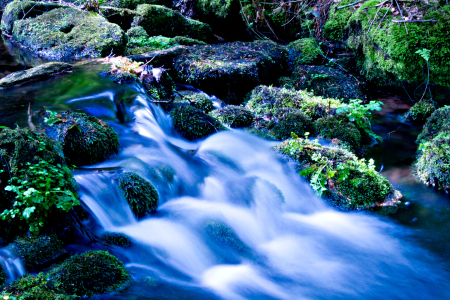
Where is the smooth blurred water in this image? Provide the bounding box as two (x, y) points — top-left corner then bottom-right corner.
(1, 39), (450, 299)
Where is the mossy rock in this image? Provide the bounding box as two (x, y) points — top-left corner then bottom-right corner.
(173, 41), (288, 103)
(279, 65), (366, 102)
(133, 4), (213, 42)
(114, 172), (158, 217)
(186, 93), (215, 113)
(210, 105), (254, 128)
(100, 232), (132, 247)
(0, 62), (72, 88)
(324, 1), (450, 90)
(126, 26), (149, 38)
(170, 105), (226, 140)
(44, 111), (119, 166)
(2, 272), (77, 299)
(194, 0), (247, 41)
(414, 130), (450, 191)
(127, 45), (189, 67)
(102, 0), (171, 10)
(405, 99), (436, 123)
(314, 115), (362, 151)
(144, 68), (176, 102)
(245, 85), (343, 120)
(1, 0), (62, 33)
(9, 4), (126, 60)
(276, 138), (399, 209)
(287, 38), (324, 69)
(51, 250), (130, 297)
(126, 34), (206, 55)
(416, 105), (450, 142)
(11, 235), (66, 271)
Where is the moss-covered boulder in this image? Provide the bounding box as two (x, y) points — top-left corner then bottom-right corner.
(205, 221), (248, 253)
(278, 65), (366, 101)
(127, 45), (189, 66)
(287, 38), (324, 69)
(185, 93), (215, 113)
(114, 172), (158, 217)
(314, 115), (362, 151)
(133, 4), (213, 42)
(324, 1), (450, 92)
(1, 272), (77, 299)
(194, 0), (246, 40)
(102, 0), (171, 10)
(51, 250), (130, 297)
(44, 111), (119, 166)
(100, 232), (132, 247)
(174, 41), (288, 103)
(170, 105), (226, 140)
(11, 235), (66, 271)
(276, 137), (401, 209)
(0, 62), (72, 88)
(6, 2), (126, 60)
(143, 67), (176, 102)
(414, 106), (450, 190)
(210, 105), (253, 128)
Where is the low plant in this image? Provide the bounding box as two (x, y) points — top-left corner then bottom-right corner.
(1, 160), (80, 233)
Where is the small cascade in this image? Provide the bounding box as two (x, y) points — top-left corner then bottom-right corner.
(0, 247), (25, 283)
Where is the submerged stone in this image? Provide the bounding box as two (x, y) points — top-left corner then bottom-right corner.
(44, 111), (120, 166)
(170, 105), (226, 140)
(0, 62), (72, 88)
(114, 172), (159, 217)
(6, 2), (126, 60)
(174, 41), (288, 103)
(100, 232), (132, 247)
(133, 4), (213, 42)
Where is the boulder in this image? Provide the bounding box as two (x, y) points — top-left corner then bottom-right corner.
(44, 111), (120, 166)
(287, 38), (324, 69)
(100, 232), (132, 247)
(51, 250), (130, 297)
(133, 4), (213, 42)
(0, 62), (72, 88)
(170, 105), (226, 140)
(185, 93), (215, 113)
(278, 65), (366, 102)
(174, 41), (288, 103)
(4, 2), (127, 60)
(114, 172), (159, 217)
(210, 105), (254, 128)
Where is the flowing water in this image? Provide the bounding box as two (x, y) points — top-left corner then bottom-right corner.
(1, 39), (450, 299)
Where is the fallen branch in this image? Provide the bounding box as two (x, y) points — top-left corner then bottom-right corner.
(337, 0), (366, 10)
(392, 19), (437, 23)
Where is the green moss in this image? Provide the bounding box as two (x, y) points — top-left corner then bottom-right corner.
(210, 105), (254, 128)
(102, 0), (171, 10)
(405, 99), (435, 122)
(44, 111), (119, 166)
(0, 266), (6, 286)
(144, 69), (176, 102)
(287, 38), (323, 67)
(100, 232), (132, 247)
(51, 250), (130, 297)
(2, 272), (77, 299)
(115, 172), (158, 218)
(170, 105), (226, 140)
(185, 93), (215, 113)
(245, 85), (343, 120)
(263, 109), (313, 140)
(173, 41), (288, 104)
(276, 138), (397, 209)
(126, 26), (149, 38)
(11, 5), (126, 60)
(11, 235), (66, 271)
(279, 65), (366, 101)
(126, 35), (206, 55)
(314, 115), (362, 151)
(134, 4), (213, 42)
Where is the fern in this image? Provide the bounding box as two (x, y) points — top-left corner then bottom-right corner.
(415, 48), (431, 62)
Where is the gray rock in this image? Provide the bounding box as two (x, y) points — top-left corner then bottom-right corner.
(0, 62), (72, 88)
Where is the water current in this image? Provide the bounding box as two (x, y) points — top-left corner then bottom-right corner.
(1, 38), (450, 299)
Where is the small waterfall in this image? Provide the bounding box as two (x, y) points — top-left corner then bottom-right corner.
(0, 247), (25, 283)
(74, 94), (450, 299)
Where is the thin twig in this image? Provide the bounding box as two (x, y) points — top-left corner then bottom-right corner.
(394, 0), (409, 34)
(337, 0), (366, 10)
(392, 19), (437, 23)
(372, 2), (392, 37)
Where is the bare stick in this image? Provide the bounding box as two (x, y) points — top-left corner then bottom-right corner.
(392, 19), (437, 23)
(394, 0), (409, 34)
(337, 0), (366, 9)
(366, 1), (387, 35)
(372, 2), (392, 36)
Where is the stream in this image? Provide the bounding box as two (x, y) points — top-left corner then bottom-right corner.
(1, 38), (450, 299)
